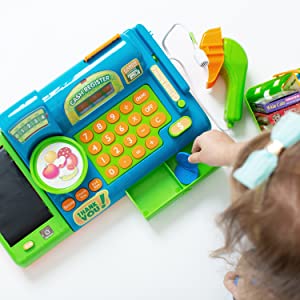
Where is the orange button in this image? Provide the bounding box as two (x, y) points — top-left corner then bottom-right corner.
(123, 134), (137, 147)
(115, 122), (129, 136)
(132, 145), (146, 159)
(62, 198), (76, 212)
(105, 165), (119, 178)
(75, 189), (89, 202)
(110, 144), (124, 157)
(150, 112), (167, 128)
(133, 89), (150, 104)
(96, 153), (111, 167)
(119, 155), (133, 169)
(137, 124), (151, 138)
(79, 130), (94, 143)
(102, 132), (115, 145)
(142, 101), (158, 116)
(120, 101), (134, 114)
(106, 110), (120, 124)
(89, 178), (103, 192)
(128, 112), (142, 126)
(93, 120), (107, 134)
(146, 136), (160, 150)
(88, 141), (102, 155)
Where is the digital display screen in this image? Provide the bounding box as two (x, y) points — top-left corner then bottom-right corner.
(9, 108), (48, 143)
(75, 83), (114, 116)
(0, 147), (52, 246)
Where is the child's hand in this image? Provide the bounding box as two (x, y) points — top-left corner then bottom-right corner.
(188, 130), (244, 166)
(224, 271), (240, 299)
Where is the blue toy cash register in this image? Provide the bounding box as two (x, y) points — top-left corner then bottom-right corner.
(0, 24), (215, 266)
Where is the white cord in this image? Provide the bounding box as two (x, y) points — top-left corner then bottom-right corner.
(161, 23), (230, 133)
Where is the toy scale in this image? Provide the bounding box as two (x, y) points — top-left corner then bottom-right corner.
(0, 24), (216, 267)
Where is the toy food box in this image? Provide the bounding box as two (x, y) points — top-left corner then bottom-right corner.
(0, 24), (215, 267)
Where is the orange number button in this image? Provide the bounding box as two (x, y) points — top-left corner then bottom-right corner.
(102, 132), (115, 145)
(88, 141), (102, 155)
(124, 134), (137, 147)
(80, 130), (94, 143)
(96, 153), (111, 167)
(62, 198), (76, 212)
(132, 145), (146, 159)
(120, 101), (133, 114)
(75, 189), (89, 202)
(106, 110), (120, 124)
(105, 165), (119, 178)
(115, 122), (129, 136)
(150, 112), (167, 128)
(137, 124), (151, 138)
(93, 120), (107, 134)
(119, 155), (133, 169)
(128, 112), (142, 126)
(110, 144), (124, 157)
(142, 101), (158, 116)
(146, 136), (160, 150)
(89, 178), (103, 192)
(133, 89), (149, 105)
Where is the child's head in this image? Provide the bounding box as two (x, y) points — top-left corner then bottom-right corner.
(216, 130), (300, 299)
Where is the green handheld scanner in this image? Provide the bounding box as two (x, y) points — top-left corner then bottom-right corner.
(222, 38), (248, 128)
(200, 28), (248, 128)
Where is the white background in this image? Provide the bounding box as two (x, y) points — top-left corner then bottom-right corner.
(0, 1), (299, 299)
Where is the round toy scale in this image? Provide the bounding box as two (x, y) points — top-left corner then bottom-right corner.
(30, 136), (88, 194)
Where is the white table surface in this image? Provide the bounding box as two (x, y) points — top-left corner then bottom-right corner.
(0, 0), (299, 299)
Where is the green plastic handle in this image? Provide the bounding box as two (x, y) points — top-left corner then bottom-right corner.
(221, 38), (248, 128)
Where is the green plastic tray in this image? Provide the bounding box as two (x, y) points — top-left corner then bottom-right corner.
(126, 143), (217, 219)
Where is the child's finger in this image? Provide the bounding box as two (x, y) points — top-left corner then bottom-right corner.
(191, 136), (201, 153)
(188, 152), (203, 163)
(224, 272), (239, 299)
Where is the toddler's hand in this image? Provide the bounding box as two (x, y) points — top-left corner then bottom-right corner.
(188, 130), (244, 166)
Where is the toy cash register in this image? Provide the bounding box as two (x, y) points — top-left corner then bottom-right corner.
(0, 24), (215, 267)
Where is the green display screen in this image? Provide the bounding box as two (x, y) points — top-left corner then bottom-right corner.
(9, 108), (48, 143)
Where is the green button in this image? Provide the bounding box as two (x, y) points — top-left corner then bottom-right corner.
(169, 116), (192, 137)
(177, 100), (186, 108)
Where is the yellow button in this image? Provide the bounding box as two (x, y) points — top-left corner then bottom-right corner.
(169, 116), (192, 137)
(23, 241), (34, 251)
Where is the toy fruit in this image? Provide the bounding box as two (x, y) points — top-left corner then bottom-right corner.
(42, 163), (59, 179)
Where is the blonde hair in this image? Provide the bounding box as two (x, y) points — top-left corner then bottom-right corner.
(214, 132), (300, 299)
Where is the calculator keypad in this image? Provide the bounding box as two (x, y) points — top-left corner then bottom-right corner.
(75, 85), (171, 183)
